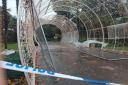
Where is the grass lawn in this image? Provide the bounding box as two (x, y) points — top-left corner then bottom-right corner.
(115, 47), (128, 51)
(7, 43), (18, 50)
(106, 46), (128, 52)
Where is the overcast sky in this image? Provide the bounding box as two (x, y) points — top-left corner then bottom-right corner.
(0, 0), (17, 16)
(0, 0), (127, 17)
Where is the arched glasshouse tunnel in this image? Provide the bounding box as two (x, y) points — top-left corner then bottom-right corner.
(17, 0), (128, 85)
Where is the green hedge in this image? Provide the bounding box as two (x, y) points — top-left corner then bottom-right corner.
(4, 52), (24, 79)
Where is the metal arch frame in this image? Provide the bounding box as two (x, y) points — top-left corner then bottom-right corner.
(37, 0), (115, 43)
(19, 0), (128, 51)
(37, 5), (90, 42)
(38, 5), (83, 41)
(39, 15), (79, 43)
(17, 0), (128, 85)
(51, 0), (105, 43)
(37, 0), (101, 42)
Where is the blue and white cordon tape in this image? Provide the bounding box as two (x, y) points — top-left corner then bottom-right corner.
(0, 61), (123, 85)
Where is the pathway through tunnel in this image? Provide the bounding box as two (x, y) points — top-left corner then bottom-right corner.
(43, 24), (62, 42)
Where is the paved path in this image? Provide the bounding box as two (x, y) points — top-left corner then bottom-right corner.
(36, 42), (128, 85)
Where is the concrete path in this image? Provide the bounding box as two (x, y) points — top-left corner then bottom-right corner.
(36, 42), (128, 85)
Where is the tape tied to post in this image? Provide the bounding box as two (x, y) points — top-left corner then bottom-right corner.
(0, 61), (122, 85)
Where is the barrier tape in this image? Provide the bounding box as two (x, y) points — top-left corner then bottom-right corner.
(0, 61), (122, 85)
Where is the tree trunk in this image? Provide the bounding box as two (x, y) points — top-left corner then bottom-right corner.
(2, 0), (8, 49)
